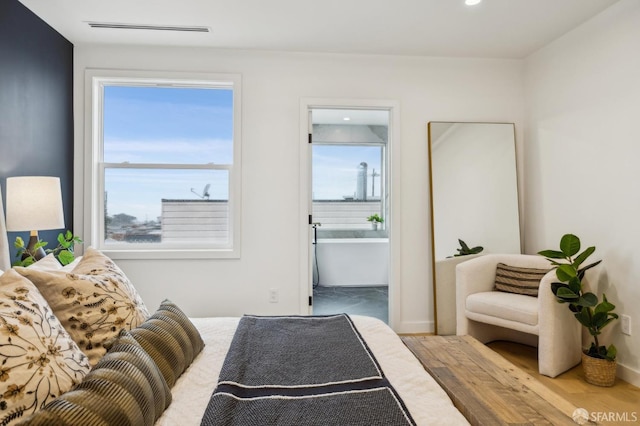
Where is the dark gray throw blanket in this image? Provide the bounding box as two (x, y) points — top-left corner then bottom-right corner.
(201, 314), (415, 426)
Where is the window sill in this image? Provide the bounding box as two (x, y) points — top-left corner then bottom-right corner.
(98, 248), (240, 260)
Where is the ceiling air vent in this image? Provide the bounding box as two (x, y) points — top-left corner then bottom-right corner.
(87, 22), (210, 33)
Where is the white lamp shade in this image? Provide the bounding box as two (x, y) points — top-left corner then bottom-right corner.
(6, 176), (65, 232)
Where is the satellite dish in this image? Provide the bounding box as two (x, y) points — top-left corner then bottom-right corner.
(190, 184), (211, 199)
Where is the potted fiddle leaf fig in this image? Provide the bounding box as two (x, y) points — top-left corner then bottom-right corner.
(538, 234), (619, 386)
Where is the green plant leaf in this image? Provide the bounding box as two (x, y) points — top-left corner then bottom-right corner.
(568, 303), (581, 312)
(596, 316), (617, 330)
(568, 279), (581, 295)
(606, 345), (617, 361)
(537, 249), (565, 259)
(574, 309), (591, 328)
(556, 287), (579, 300)
(57, 250), (75, 266)
(592, 311), (608, 328)
(550, 282), (567, 296)
(579, 292), (598, 307)
(19, 256), (35, 267)
(577, 260), (602, 280)
(573, 246), (595, 268)
(556, 264), (577, 282)
(595, 300), (615, 314)
(14, 237), (25, 249)
(560, 234), (581, 257)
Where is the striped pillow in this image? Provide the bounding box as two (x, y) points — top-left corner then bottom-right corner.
(129, 299), (205, 388)
(494, 263), (550, 297)
(18, 331), (171, 426)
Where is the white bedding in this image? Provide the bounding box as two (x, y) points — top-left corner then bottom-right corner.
(157, 316), (468, 426)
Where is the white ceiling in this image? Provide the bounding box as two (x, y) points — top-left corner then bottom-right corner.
(19, 0), (618, 59)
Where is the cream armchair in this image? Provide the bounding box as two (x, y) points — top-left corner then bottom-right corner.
(456, 254), (581, 378)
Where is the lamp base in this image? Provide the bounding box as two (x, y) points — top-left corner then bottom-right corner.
(24, 234), (46, 261)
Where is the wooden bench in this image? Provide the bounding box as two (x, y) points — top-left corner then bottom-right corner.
(401, 335), (579, 425)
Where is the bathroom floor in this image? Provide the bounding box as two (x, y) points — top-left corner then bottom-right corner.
(312, 285), (388, 324)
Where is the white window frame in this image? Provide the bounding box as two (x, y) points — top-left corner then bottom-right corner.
(83, 69), (242, 259)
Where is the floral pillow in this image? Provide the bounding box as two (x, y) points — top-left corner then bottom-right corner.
(16, 248), (150, 366)
(0, 269), (91, 425)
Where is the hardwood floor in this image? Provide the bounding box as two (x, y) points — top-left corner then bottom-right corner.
(488, 341), (640, 426)
(402, 335), (578, 425)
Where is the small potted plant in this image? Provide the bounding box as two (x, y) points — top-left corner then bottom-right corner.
(452, 239), (483, 257)
(13, 230), (82, 267)
(538, 234), (619, 386)
(366, 213), (384, 230)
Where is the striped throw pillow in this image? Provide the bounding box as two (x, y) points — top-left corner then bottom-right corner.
(18, 331), (171, 426)
(129, 299), (205, 388)
(494, 263), (550, 297)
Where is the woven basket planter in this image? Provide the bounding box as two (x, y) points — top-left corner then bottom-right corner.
(582, 352), (616, 387)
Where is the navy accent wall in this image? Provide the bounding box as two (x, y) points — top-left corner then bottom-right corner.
(0, 0), (74, 261)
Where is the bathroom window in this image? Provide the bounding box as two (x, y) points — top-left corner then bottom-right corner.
(312, 116), (388, 233)
(85, 70), (241, 258)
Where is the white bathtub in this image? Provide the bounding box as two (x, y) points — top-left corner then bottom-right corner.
(313, 238), (389, 286)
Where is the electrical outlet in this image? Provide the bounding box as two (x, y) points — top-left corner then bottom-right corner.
(269, 288), (279, 303)
(621, 314), (631, 336)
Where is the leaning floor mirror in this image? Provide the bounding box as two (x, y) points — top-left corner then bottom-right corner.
(428, 122), (521, 335)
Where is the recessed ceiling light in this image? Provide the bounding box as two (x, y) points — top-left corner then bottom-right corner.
(343, 117), (351, 121)
(465, 0), (482, 5)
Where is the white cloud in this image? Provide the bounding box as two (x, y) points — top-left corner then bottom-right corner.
(104, 138), (233, 164)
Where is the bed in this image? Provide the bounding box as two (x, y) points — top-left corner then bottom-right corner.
(0, 188), (468, 425)
(156, 316), (468, 425)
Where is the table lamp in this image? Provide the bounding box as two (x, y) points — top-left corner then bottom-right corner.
(6, 176), (65, 261)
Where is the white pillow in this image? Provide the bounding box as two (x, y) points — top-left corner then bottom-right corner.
(61, 255), (82, 271)
(26, 253), (63, 271)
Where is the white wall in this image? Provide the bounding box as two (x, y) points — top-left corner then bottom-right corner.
(523, 0), (640, 385)
(74, 45), (524, 333)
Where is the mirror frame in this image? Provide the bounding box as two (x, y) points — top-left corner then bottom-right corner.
(428, 121), (522, 335)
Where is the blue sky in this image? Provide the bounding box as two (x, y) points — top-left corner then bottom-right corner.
(312, 145), (382, 200)
(103, 86), (232, 221)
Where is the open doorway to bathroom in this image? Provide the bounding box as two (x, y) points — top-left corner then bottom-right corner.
(309, 107), (390, 323)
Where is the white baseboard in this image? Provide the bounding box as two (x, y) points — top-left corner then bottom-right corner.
(617, 362), (640, 388)
(396, 320), (434, 334)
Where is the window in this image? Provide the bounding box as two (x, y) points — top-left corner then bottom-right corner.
(86, 71), (241, 258)
(310, 112), (388, 234)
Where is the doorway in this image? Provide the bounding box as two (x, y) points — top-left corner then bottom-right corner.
(303, 104), (394, 324)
